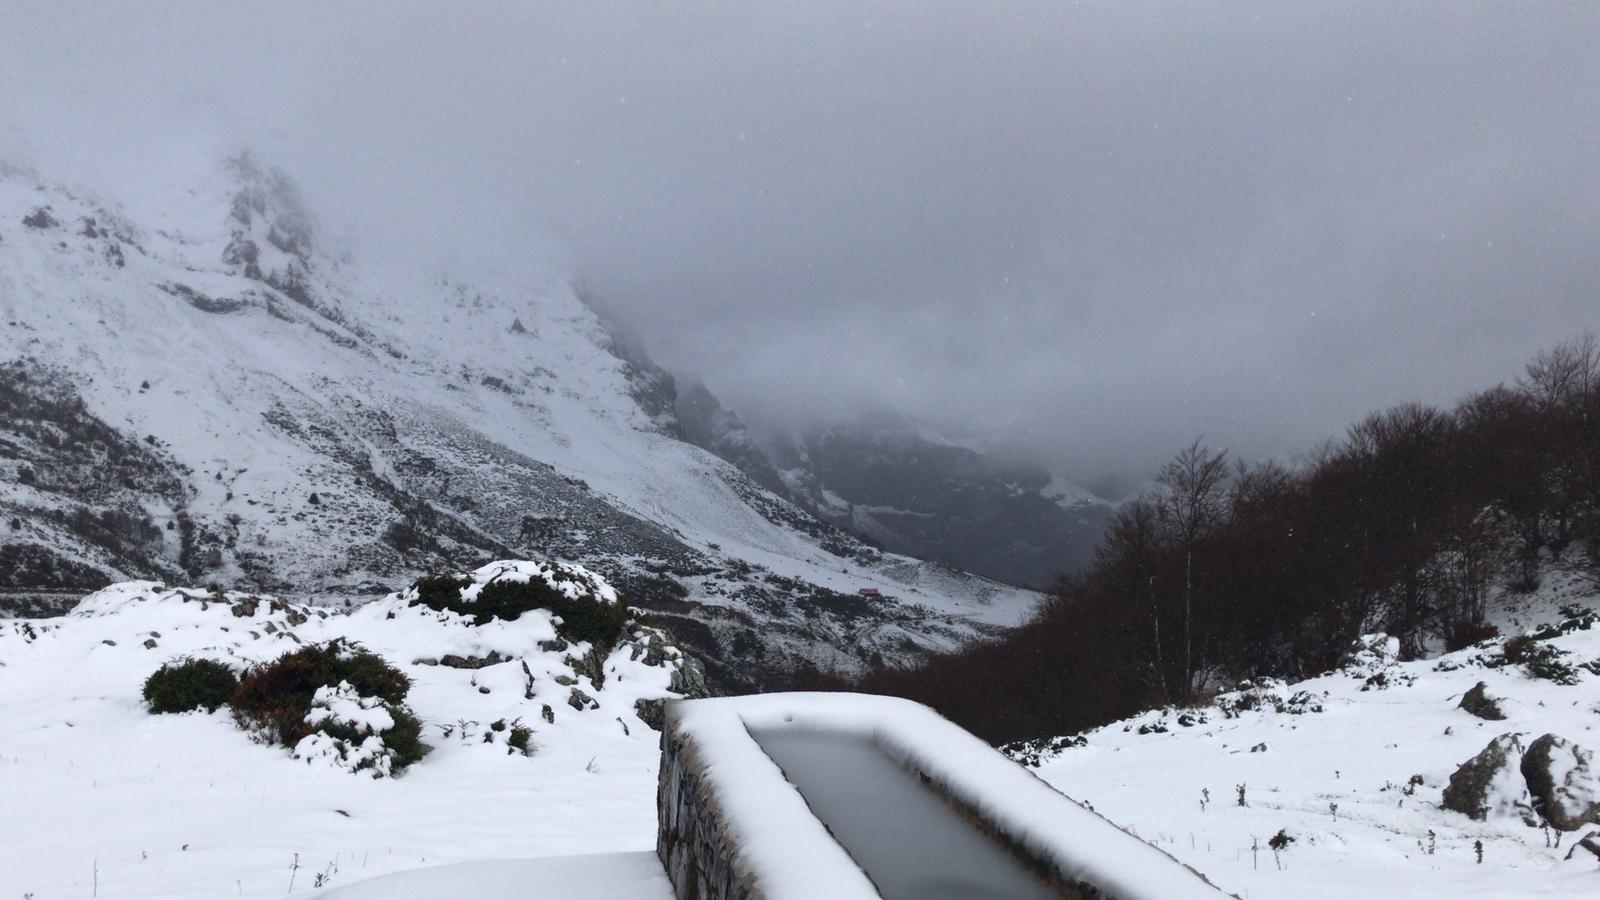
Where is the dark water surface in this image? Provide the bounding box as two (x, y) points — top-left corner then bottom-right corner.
(750, 727), (1062, 900)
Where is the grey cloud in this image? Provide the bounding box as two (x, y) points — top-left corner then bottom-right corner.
(3, 1), (1597, 481)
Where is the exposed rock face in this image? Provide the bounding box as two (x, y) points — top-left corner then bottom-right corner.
(632, 627), (708, 730)
(1442, 733), (1535, 823)
(1458, 681), (1508, 720)
(1522, 734), (1600, 831)
(674, 381), (791, 499)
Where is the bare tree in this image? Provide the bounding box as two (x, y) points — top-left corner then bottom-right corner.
(1156, 439), (1229, 698)
(1098, 498), (1170, 701)
(1521, 332), (1599, 414)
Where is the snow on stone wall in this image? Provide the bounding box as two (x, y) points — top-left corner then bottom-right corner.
(657, 693), (1230, 900)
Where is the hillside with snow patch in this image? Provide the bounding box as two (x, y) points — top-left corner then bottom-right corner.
(1009, 566), (1600, 898)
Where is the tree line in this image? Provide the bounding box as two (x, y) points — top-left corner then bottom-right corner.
(807, 334), (1600, 744)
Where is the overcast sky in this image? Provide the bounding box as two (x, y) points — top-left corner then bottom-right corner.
(3, 2), (1598, 485)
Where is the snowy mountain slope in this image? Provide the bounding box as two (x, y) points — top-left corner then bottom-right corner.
(756, 413), (1115, 588)
(0, 567), (694, 899)
(0, 157), (1037, 686)
(1011, 567), (1600, 899)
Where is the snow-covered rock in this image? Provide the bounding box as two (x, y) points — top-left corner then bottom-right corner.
(1522, 734), (1600, 832)
(1458, 680), (1510, 720)
(1442, 733), (1535, 823)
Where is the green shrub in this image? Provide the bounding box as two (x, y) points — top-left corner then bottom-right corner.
(411, 574), (472, 615)
(411, 571), (629, 647)
(484, 717), (535, 755)
(508, 722), (534, 755)
(1493, 634), (1579, 685)
(143, 658), (239, 713)
(230, 639), (411, 745)
(313, 702), (428, 773)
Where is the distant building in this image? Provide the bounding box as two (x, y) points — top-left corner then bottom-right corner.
(857, 588), (881, 597)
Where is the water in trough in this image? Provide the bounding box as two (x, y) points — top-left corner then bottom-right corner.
(750, 727), (1063, 899)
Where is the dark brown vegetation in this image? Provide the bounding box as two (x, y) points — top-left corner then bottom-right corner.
(816, 335), (1600, 744)
(229, 640), (419, 754)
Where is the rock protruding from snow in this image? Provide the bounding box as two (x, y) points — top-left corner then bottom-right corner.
(1565, 830), (1600, 862)
(1458, 681), (1508, 720)
(1522, 734), (1600, 832)
(1442, 733), (1535, 823)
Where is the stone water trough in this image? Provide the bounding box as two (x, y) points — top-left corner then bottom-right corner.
(657, 693), (1230, 900)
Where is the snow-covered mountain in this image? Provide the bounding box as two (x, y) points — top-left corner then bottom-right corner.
(677, 402), (1115, 589)
(0, 155), (1036, 689)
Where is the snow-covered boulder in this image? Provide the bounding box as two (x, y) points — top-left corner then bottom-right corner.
(1522, 734), (1600, 831)
(1442, 733), (1535, 823)
(1458, 681), (1508, 720)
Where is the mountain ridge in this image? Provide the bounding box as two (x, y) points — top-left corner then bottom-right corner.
(0, 155), (1037, 689)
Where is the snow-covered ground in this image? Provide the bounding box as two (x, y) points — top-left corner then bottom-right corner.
(315, 854), (672, 900)
(6, 561), (1598, 897)
(1021, 567), (1600, 899)
(0, 566), (692, 899)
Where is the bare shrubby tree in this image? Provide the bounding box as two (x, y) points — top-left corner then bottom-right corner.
(1521, 332), (1599, 413)
(1097, 498), (1169, 700)
(824, 334), (1600, 745)
(1156, 439), (1229, 698)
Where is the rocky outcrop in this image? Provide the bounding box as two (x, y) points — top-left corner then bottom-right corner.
(1522, 734), (1600, 831)
(1458, 681), (1507, 720)
(1443, 733), (1535, 823)
(632, 629), (708, 731)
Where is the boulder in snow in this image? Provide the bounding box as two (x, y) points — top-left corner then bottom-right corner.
(1442, 733), (1536, 823)
(1458, 681), (1507, 720)
(1521, 734), (1600, 831)
(1565, 830), (1600, 862)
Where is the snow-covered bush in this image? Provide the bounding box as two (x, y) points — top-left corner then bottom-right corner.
(291, 681), (426, 777)
(406, 562), (629, 647)
(1216, 679), (1325, 717)
(231, 639), (425, 775)
(142, 657), (239, 713)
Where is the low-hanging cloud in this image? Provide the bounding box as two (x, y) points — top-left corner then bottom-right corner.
(3, 1), (1597, 484)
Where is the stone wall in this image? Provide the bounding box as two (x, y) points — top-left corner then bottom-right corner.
(657, 714), (758, 900)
